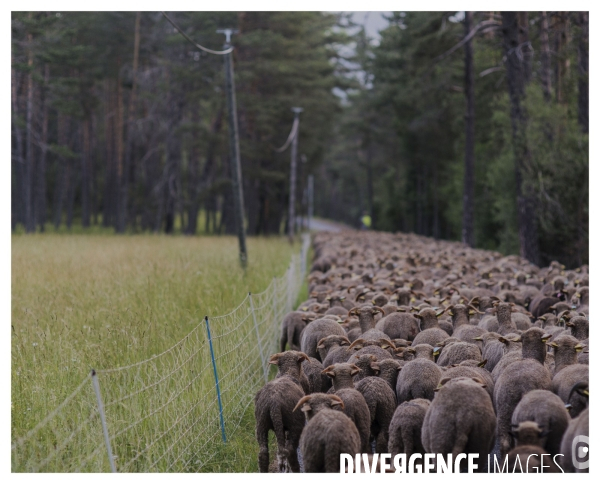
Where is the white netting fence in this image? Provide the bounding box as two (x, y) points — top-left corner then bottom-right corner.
(12, 234), (310, 472)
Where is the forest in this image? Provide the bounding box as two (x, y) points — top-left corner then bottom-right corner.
(11, 11), (588, 267)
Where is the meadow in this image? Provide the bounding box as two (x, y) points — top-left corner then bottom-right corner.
(12, 234), (305, 471)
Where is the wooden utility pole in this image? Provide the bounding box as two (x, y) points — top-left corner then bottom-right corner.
(217, 28), (247, 267)
(462, 11), (475, 248)
(307, 174), (314, 232)
(288, 107), (303, 243)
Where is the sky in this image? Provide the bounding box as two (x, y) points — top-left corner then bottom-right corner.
(349, 11), (391, 42)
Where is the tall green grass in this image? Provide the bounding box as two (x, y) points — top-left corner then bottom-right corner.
(12, 235), (299, 471)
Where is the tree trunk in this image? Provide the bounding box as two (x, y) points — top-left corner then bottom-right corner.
(462, 11), (475, 247)
(118, 12), (141, 234)
(115, 63), (125, 232)
(12, 67), (25, 229)
(576, 12), (588, 133)
(37, 63), (50, 232)
(25, 26), (35, 233)
(517, 12), (532, 84)
(539, 12), (552, 102)
(554, 13), (571, 105)
(186, 107), (200, 235)
(501, 11), (539, 265)
(53, 114), (68, 229)
(81, 118), (91, 227)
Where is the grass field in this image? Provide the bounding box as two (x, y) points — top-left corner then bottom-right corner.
(12, 234), (305, 472)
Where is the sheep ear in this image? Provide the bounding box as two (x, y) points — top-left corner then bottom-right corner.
(473, 336), (483, 341)
(340, 296), (346, 301)
(293, 396), (311, 413)
(330, 395), (344, 410)
(478, 359), (488, 368)
(349, 307), (360, 316)
(349, 339), (365, 350)
(510, 336), (522, 343)
(498, 336), (508, 344)
(340, 338), (351, 346)
(574, 344), (584, 352)
(301, 306), (309, 311)
(432, 347), (441, 356)
(471, 377), (486, 387)
(372, 306), (385, 315)
(541, 334), (552, 342)
(298, 352), (310, 362)
(370, 362), (380, 371)
(437, 377), (451, 388)
(321, 365), (336, 378)
(549, 342), (558, 348)
(379, 338), (393, 349)
(268, 353), (282, 365)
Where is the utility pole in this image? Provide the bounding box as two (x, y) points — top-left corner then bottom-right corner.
(288, 107), (303, 243)
(307, 174), (314, 232)
(217, 28), (247, 267)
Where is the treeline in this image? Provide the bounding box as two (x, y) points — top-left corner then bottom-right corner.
(11, 11), (350, 235)
(12, 12), (588, 268)
(317, 12), (588, 268)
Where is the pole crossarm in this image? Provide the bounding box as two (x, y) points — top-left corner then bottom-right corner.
(162, 12), (233, 55)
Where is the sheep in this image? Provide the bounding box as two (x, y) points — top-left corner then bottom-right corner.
(565, 316), (589, 340)
(440, 364), (494, 401)
(321, 363), (371, 453)
(474, 332), (516, 372)
(494, 333), (553, 457)
(302, 356), (329, 394)
(300, 318), (347, 360)
(270, 351), (310, 394)
(410, 307), (450, 346)
(559, 402), (589, 472)
(446, 303), (487, 343)
(552, 365), (589, 418)
(294, 393), (361, 472)
(376, 358), (403, 391)
(350, 354), (380, 382)
(316, 334), (351, 362)
(355, 374), (397, 452)
(435, 341), (481, 367)
(374, 310), (420, 341)
(280, 311), (316, 352)
(510, 389), (569, 456)
(388, 398), (431, 460)
(422, 376), (495, 472)
(348, 305), (384, 334)
(547, 334), (585, 375)
(254, 377), (306, 472)
(396, 358), (442, 404)
(491, 327), (550, 382)
(492, 301), (519, 335)
(348, 338), (394, 361)
(401, 343), (436, 362)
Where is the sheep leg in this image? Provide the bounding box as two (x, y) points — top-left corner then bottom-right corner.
(375, 430), (389, 454)
(280, 326), (288, 352)
(451, 432), (469, 472)
(270, 408), (289, 472)
(256, 425), (270, 473)
(285, 432), (301, 473)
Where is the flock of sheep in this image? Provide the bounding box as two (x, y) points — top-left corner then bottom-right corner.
(254, 231), (589, 473)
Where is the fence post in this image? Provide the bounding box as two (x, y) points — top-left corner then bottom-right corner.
(91, 370), (117, 473)
(249, 292), (269, 384)
(287, 262), (295, 312)
(204, 316), (227, 443)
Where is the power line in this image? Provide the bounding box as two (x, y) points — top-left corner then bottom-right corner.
(161, 12), (233, 56)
